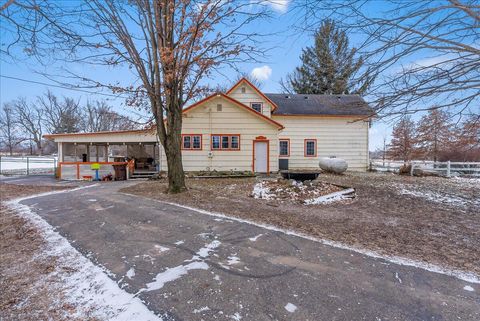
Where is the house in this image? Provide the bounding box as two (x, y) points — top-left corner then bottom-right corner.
(44, 78), (374, 180)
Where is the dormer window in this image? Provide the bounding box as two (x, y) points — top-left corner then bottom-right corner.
(251, 102), (262, 113)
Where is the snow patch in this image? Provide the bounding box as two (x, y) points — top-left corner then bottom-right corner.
(174, 240), (185, 245)
(463, 285), (475, 292)
(227, 255), (241, 265)
(193, 306), (210, 314)
(140, 240), (221, 293)
(285, 303), (297, 313)
(154, 245), (170, 253)
(249, 234), (263, 242)
(395, 272), (402, 284)
(126, 267), (135, 279)
(230, 312), (242, 320)
(141, 261), (208, 292)
(304, 188), (355, 205)
(6, 186), (162, 321)
(252, 181), (275, 200)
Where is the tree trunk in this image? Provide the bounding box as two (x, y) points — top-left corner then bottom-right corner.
(36, 141), (43, 156)
(160, 96), (186, 194)
(164, 132), (186, 193)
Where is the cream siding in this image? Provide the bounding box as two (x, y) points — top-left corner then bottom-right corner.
(273, 116), (369, 171)
(228, 85), (273, 118)
(159, 96), (279, 172)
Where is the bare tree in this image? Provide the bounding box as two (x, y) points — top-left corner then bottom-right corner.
(387, 116), (417, 163)
(82, 101), (136, 132)
(416, 109), (452, 162)
(0, 103), (23, 155)
(294, 0), (480, 118)
(12, 98), (44, 155)
(38, 91), (82, 134)
(2, 0), (269, 193)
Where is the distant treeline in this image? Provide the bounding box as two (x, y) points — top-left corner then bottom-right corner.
(0, 91), (139, 155)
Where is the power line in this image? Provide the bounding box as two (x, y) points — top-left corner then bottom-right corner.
(0, 74), (129, 99)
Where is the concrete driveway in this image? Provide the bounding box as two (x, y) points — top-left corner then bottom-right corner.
(15, 180), (479, 321)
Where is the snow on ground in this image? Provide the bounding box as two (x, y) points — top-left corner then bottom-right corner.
(464, 285), (475, 292)
(252, 180), (351, 205)
(285, 303), (298, 313)
(304, 188), (355, 205)
(139, 239), (221, 293)
(227, 255), (241, 265)
(249, 234), (263, 242)
(252, 181), (275, 200)
(193, 306), (210, 314)
(126, 267), (135, 279)
(396, 183), (480, 209)
(6, 188), (162, 321)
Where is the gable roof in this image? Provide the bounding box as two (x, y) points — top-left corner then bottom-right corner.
(226, 78), (278, 111)
(182, 93), (284, 129)
(266, 94), (375, 117)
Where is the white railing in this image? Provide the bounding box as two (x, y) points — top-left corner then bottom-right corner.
(0, 156), (58, 175)
(370, 159), (480, 177)
(411, 161), (480, 177)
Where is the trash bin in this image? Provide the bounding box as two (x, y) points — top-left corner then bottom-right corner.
(113, 164), (127, 181)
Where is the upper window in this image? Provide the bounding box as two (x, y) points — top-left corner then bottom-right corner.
(211, 135), (240, 151)
(251, 102), (262, 113)
(279, 139), (290, 157)
(304, 139), (317, 157)
(182, 134), (202, 150)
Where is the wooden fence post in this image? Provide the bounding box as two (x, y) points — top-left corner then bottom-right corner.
(26, 157), (30, 175)
(447, 161), (451, 178)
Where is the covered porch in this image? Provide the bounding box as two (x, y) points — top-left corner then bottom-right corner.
(44, 129), (162, 180)
(57, 141), (161, 180)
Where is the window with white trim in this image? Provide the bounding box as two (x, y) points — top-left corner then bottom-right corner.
(211, 135), (240, 150)
(305, 139), (317, 157)
(279, 139), (289, 157)
(251, 102), (262, 113)
(182, 135), (202, 150)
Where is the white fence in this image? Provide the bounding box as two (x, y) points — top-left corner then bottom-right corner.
(0, 156), (58, 176)
(370, 159), (480, 177)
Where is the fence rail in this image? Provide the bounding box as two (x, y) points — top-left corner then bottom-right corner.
(370, 159), (480, 177)
(0, 156), (58, 176)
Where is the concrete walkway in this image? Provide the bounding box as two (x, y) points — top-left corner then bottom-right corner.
(14, 180), (480, 320)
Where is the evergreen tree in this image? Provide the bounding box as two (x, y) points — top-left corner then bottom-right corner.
(284, 19), (373, 95)
(388, 116), (417, 163)
(416, 109), (451, 162)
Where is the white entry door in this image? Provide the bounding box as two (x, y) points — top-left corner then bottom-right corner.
(254, 141), (268, 173)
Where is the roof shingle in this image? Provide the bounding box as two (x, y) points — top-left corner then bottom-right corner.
(265, 94), (375, 117)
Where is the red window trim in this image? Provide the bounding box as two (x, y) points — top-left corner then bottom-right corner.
(304, 139), (317, 157)
(279, 138), (290, 157)
(181, 134), (202, 150)
(210, 134), (241, 151)
(250, 102), (263, 114)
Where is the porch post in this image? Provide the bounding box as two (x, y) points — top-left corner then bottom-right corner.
(74, 143), (77, 162)
(95, 145), (99, 162)
(86, 144), (91, 162)
(104, 145), (108, 162)
(58, 142), (64, 162)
